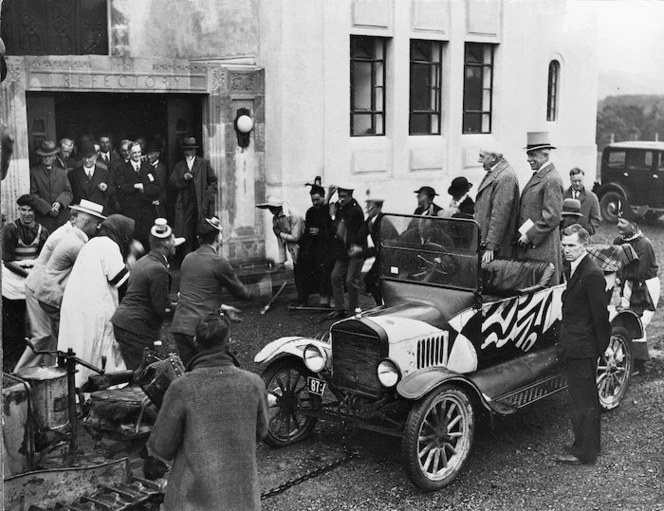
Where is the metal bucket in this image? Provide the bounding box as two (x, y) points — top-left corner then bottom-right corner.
(15, 365), (69, 431)
(2, 372), (34, 475)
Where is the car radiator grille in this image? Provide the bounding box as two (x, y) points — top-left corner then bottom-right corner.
(332, 325), (388, 397)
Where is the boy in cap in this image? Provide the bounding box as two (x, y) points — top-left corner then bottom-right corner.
(111, 219), (185, 369)
(613, 201), (659, 375)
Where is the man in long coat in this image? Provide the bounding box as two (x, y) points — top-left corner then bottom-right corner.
(68, 143), (114, 214)
(148, 316), (268, 510)
(474, 146), (520, 263)
(169, 137), (218, 256)
(564, 167), (601, 236)
(30, 140), (73, 233)
(517, 132), (564, 284)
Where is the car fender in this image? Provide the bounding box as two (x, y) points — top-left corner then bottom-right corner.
(254, 336), (331, 366)
(396, 366), (493, 413)
(609, 307), (644, 340)
(596, 182), (627, 200)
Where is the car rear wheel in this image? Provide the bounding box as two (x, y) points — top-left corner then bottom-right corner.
(599, 191), (623, 223)
(262, 358), (320, 447)
(597, 326), (633, 411)
(402, 385), (475, 491)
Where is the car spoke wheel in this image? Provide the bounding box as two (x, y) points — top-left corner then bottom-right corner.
(402, 385), (474, 491)
(262, 358), (320, 447)
(599, 191), (623, 223)
(597, 326), (633, 411)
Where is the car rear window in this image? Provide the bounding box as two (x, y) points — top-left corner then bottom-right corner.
(606, 150), (626, 169)
(626, 150), (653, 170)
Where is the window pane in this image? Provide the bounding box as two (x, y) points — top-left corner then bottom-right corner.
(374, 114), (383, 135)
(463, 43), (494, 134)
(353, 114), (372, 136)
(352, 62), (373, 110)
(351, 36), (386, 137)
(411, 63), (430, 110)
(607, 151), (626, 168)
(464, 67), (482, 110)
(482, 114), (491, 133)
(410, 113), (429, 135)
(547, 60), (560, 122)
(463, 113), (481, 134)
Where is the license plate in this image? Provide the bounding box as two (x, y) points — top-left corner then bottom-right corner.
(307, 376), (327, 396)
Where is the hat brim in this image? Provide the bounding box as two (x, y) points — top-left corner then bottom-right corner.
(173, 237), (186, 247)
(561, 211), (583, 217)
(256, 203), (282, 209)
(414, 189), (439, 196)
(68, 204), (106, 219)
(36, 149), (59, 156)
(204, 218), (223, 231)
(524, 144), (557, 152)
(447, 183), (473, 195)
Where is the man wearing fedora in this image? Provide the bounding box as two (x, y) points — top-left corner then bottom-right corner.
(564, 167), (600, 236)
(111, 218), (185, 370)
(30, 140), (74, 233)
(256, 196), (306, 304)
(560, 198), (584, 231)
(441, 177), (475, 218)
(613, 200), (659, 376)
(146, 140), (169, 218)
(116, 141), (163, 252)
(413, 186), (443, 216)
(518, 132), (564, 284)
(169, 137), (218, 257)
(474, 145), (520, 262)
(15, 200), (106, 371)
(69, 143), (114, 214)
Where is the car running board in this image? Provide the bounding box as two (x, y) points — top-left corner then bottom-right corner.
(490, 373), (568, 415)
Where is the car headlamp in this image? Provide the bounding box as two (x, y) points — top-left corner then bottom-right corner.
(377, 359), (400, 388)
(304, 344), (327, 373)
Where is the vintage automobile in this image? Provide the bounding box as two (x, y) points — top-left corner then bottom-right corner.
(254, 214), (640, 491)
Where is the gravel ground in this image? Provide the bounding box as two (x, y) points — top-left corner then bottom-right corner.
(154, 220), (664, 511)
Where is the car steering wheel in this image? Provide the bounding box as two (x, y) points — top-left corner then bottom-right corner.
(414, 253), (458, 282)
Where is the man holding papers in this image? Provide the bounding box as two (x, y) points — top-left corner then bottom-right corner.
(517, 132), (564, 284)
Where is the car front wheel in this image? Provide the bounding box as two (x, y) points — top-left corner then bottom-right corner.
(262, 358), (320, 447)
(599, 191), (623, 223)
(402, 385), (475, 491)
(597, 326), (633, 411)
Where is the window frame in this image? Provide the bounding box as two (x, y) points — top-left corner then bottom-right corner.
(547, 60), (560, 122)
(462, 43), (495, 135)
(409, 39), (443, 136)
(350, 35), (387, 137)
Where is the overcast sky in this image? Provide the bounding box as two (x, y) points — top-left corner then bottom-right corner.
(594, 0), (664, 97)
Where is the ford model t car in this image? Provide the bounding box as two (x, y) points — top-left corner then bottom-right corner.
(254, 214), (640, 491)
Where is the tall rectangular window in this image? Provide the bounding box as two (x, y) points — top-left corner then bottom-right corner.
(463, 43), (494, 134)
(350, 36), (387, 137)
(547, 60), (560, 122)
(409, 40), (442, 135)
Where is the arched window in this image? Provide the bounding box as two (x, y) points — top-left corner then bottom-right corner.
(547, 60), (560, 122)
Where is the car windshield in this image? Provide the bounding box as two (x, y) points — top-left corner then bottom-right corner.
(378, 214), (480, 291)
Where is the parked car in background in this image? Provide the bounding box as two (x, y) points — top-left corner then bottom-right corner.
(255, 214), (641, 491)
(594, 141), (664, 222)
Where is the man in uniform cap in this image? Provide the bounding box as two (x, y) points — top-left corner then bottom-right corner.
(613, 200), (659, 375)
(517, 131), (564, 284)
(111, 218), (184, 369)
(330, 184), (365, 318)
(30, 140), (74, 233)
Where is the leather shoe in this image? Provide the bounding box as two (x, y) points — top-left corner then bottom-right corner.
(555, 454), (593, 465)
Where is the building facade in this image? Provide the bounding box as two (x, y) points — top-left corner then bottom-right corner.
(1, 0), (598, 263)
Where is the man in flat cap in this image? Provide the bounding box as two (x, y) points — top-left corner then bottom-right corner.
(518, 132), (564, 284)
(30, 140), (74, 233)
(2, 195), (49, 370)
(330, 184), (365, 318)
(613, 201), (659, 376)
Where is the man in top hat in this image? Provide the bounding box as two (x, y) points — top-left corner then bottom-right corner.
(441, 177), (475, 219)
(69, 143), (114, 214)
(564, 167), (600, 236)
(256, 196), (306, 304)
(613, 200), (659, 375)
(30, 140), (74, 233)
(169, 137), (218, 257)
(474, 145), (520, 262)
(171, 217), (253, 365)
(116, 141), (163, 252)
(330, 184), (366, 318)
(560, 198), (584, 231)
(146, 140), (169, 218)
(14, 200), (106, 371)
(413, 186), (443, 216)
(55, 138), (76, 174)
(111, 218), (185, 370)
(518, 131), (564, 284)
(2, 194), (49, 370)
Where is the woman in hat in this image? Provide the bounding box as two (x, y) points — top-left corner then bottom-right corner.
(440, 176), (475, 219)
(613, 201), (659, 375)
(58, 214), (135, 386)
(2, 194), (49, 370)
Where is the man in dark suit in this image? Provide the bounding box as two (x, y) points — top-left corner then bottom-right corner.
(68, 143), (114, 213)
(517, 131), (564, 284)
(563, 167), (600, 235)
(115, 141), (163, 251)
(169, 137), (218, 256)
(30, 140), (73, 233)
(55, 138), (75, 174)
(146, 141), (169, 219)
(360, 197), (397, 305)
(556, 224), (610, 465)
(474, 146), (520, 263)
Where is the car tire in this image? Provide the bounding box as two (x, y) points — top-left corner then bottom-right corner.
(402, 385), (475, 491)
(597, 326), (633, 411)
(599, 191), (624, 223)
(261, 357), (320, 447)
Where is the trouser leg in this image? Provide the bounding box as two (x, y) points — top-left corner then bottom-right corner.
(293, 261), (308, 303)
(173, 333), (197, 367)
(566, 357), (600, 462)
(346, 257), (364, 311)
(365, 261), (382, 306)
(114, 325), (154, 371)
(14, 288), (55, 371)
(2, 297), (27, 372)
(331, 259), (349, 312)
